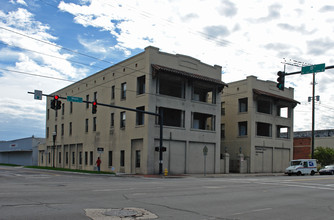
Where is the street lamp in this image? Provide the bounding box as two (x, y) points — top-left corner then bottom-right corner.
(52, 132), (57, 168)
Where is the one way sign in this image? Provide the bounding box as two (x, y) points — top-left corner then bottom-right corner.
(34, 90), (42, 100)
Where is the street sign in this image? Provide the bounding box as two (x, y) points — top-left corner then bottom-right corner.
(203, 146), (208, 156)
(67, 96), (83, 103)
(97, 147), (104, 152)
(34, 90), (42, 100)
(301, 63), (325, 75)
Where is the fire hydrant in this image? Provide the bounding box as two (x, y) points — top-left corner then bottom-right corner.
(164, 168), (168, 176)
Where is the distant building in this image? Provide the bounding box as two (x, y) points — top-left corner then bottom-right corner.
(39, 46), (227, 174)
(221, 76), (299, 173)
(293, 129), (334, 159)
(0, 136), (45, 166)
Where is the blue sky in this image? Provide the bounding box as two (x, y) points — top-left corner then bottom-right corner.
(1, 0), (334, 140)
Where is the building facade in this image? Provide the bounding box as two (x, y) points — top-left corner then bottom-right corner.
(39, 46), (226, 174)
(0, 136), (45, 166)
(293, 129), (334, 159)
(221, 76), (299, 173)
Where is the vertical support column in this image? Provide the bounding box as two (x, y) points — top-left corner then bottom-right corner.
(311, 72), (315, 159)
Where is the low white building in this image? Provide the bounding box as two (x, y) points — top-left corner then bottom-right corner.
(0, 136), (45, 166)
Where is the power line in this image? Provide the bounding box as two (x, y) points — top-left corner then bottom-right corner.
(0, 42), (105, 70)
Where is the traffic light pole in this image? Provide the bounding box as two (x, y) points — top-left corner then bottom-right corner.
(28, 92), (165, 175)
(280, 64), (334, 159)
(311, 72), (315, 159)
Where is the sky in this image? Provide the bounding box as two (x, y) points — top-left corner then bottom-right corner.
(1, 0), (334, 141)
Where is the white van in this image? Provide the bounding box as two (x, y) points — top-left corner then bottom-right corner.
(285, 159), (317, 176)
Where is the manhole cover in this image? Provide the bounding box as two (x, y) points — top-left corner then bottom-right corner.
(85, 207), (158, 219)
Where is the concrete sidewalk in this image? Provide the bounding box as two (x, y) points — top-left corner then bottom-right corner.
(116, 172), (285, 178)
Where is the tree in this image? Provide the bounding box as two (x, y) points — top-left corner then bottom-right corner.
(314, 147), (334, 166)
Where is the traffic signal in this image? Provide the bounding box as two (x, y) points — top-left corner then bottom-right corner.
(276, 71), (285, 91)
(54, 95), (62, 110)
(50, 99), (56, 109)
(155, 146), (167, 152)
(51, 95), (61, 110)
(92, 100), (97, 114)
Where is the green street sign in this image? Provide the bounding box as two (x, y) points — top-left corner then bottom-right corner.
(301, 63), (325, 75)
(67, 96), (83, 103)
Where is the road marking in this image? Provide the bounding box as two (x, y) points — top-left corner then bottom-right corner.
(231, 207), (272, 216)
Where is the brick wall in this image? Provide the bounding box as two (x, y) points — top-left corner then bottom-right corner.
(293, 137), (311, 159)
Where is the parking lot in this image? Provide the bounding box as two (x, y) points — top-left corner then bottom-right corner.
(1, 166), (334, 220)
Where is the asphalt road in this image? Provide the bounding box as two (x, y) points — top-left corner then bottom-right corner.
(1, 166), (334, 220)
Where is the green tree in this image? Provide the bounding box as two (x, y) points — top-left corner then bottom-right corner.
(314, 147), (334, 166)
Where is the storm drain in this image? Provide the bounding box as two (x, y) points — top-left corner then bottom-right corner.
(85, 207), (158, 220)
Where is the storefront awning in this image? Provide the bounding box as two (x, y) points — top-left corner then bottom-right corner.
(253, 89), (300, 106)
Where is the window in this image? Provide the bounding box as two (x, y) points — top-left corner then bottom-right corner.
(61, 124), (64, 136)
(47, 109), (49, 120)
(120, 112), (126, 128)
(58, 152), (61, 164)
(79, 152), (82, 165)
(66, 152), (68, 164)
(110, 113), (114, 128)
(94, 91), (97, 101)
(192, 112), (215, 131)
(90, 151), (93, 165)
(62, 103), (65, 115)
(55, 109), (58, 118)
(135, 150), (141, 168)
(257, 122), (272, 137)
(136, 106), (145, 126)
(239, 98), (248, 113)
(85, 119), (89, 132)
(137, 75), (145, 95)
(86, 95), (89, 108)
(192, 82), (216, 104)
(277, 106), (290, 118)
(48, 152), (51, 164)
(238, 121), (247, 136)
(221, 102), (225, 115)
(158, 73), (185, 98)
(70, 102), (73, 114)
(93, 117), (97, 131)
(111, 85), (115, 100)
(69, 122), (72, 136)
(257, 100), (272, 114)
(221, 124), (225, 138)
(72, 152), (75, 165)
(157, 107), (184, 128)
(55, 125), (57, 135)
(121, 83), (126, 100)
(85, 151), (88, 165)
(46, 127), (49, 138)
(120, 150), (125, 167)
(277, 125), (290, 139)
(108, 151), (113, 166)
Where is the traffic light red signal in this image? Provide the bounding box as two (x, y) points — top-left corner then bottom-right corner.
(51, 95), (61, 110)
(92, 100), (97, 114)
(276, 71), (285, 91)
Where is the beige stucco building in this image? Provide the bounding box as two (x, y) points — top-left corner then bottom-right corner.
(39, 46), (227, 175)
(221, 76), (299, 173)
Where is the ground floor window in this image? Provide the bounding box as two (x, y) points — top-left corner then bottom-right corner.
(120, 150), (125, 167)
(108, 151), (113, 166)
(90, 151), (93, 165)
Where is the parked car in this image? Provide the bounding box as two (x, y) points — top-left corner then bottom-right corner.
(319, 165), (334, 175)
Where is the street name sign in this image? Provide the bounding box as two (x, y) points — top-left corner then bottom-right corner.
(67, 96), (83, 103)
(301, 63), (325, 75)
